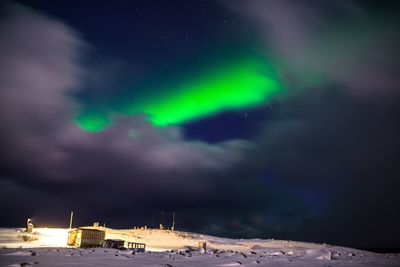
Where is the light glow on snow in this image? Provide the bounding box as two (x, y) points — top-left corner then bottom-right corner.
(34, 228), (69, 247)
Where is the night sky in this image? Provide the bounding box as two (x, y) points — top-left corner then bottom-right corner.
(1, 0), (400, 250)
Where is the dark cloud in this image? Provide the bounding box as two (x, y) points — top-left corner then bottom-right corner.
(219, 0), (400, 248)
(250, 87), (400, 248)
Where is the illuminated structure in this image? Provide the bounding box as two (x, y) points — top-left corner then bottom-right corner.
(67, 226), (105, 247)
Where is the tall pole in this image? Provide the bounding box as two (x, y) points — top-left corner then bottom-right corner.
(69, 211), (74, 229)
(172, 212), (175, 231)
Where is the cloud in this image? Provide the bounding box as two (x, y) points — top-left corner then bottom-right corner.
(0, 2), (250, 184)
(0, 2), (86, 183)
(249, 87), (400, 247)
(217, 0), (400, 248)
(223, 0), (400, 99)
(0, 2), (264, 229)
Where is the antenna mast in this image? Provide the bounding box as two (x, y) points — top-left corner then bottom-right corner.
(69, 211), (74, 229)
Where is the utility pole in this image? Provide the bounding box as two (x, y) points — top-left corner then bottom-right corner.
(171, 212), (176, 231)
(69, 211), (74, 229)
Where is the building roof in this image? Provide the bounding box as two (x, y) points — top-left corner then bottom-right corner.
(77, 226), (106, 232)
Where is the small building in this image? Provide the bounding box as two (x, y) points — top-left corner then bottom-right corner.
(102, 239), (125, 249)
(67, 227), (105, 247)
(127, 242), (146, 252)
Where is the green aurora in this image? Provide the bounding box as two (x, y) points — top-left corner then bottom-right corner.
(75, 58), (283, 131)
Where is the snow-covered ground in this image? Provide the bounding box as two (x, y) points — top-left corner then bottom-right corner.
(0, 228), (399, 266)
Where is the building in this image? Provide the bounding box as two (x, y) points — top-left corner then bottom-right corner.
(102, 239), (125, 249)
(127, 242), (146, 252)
(67, 227), (106, 247)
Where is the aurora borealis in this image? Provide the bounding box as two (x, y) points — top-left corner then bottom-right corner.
(128, 59), (282, 126)
(75, 58), (283, 131)
(2, 0), (400, 251)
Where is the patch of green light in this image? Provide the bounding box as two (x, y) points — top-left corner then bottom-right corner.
(74, 111), (111, 132)
(126, 59), (283, 126)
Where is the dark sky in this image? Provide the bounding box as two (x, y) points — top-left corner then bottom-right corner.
(1, 0), (400, 249)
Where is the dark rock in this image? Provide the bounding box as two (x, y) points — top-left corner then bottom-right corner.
(29, 251), (37, 256)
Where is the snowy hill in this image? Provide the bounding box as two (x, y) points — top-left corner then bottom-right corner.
(0, 227), (399, 266)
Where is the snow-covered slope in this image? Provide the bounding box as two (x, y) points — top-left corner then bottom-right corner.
(0, 228), (399, 266)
